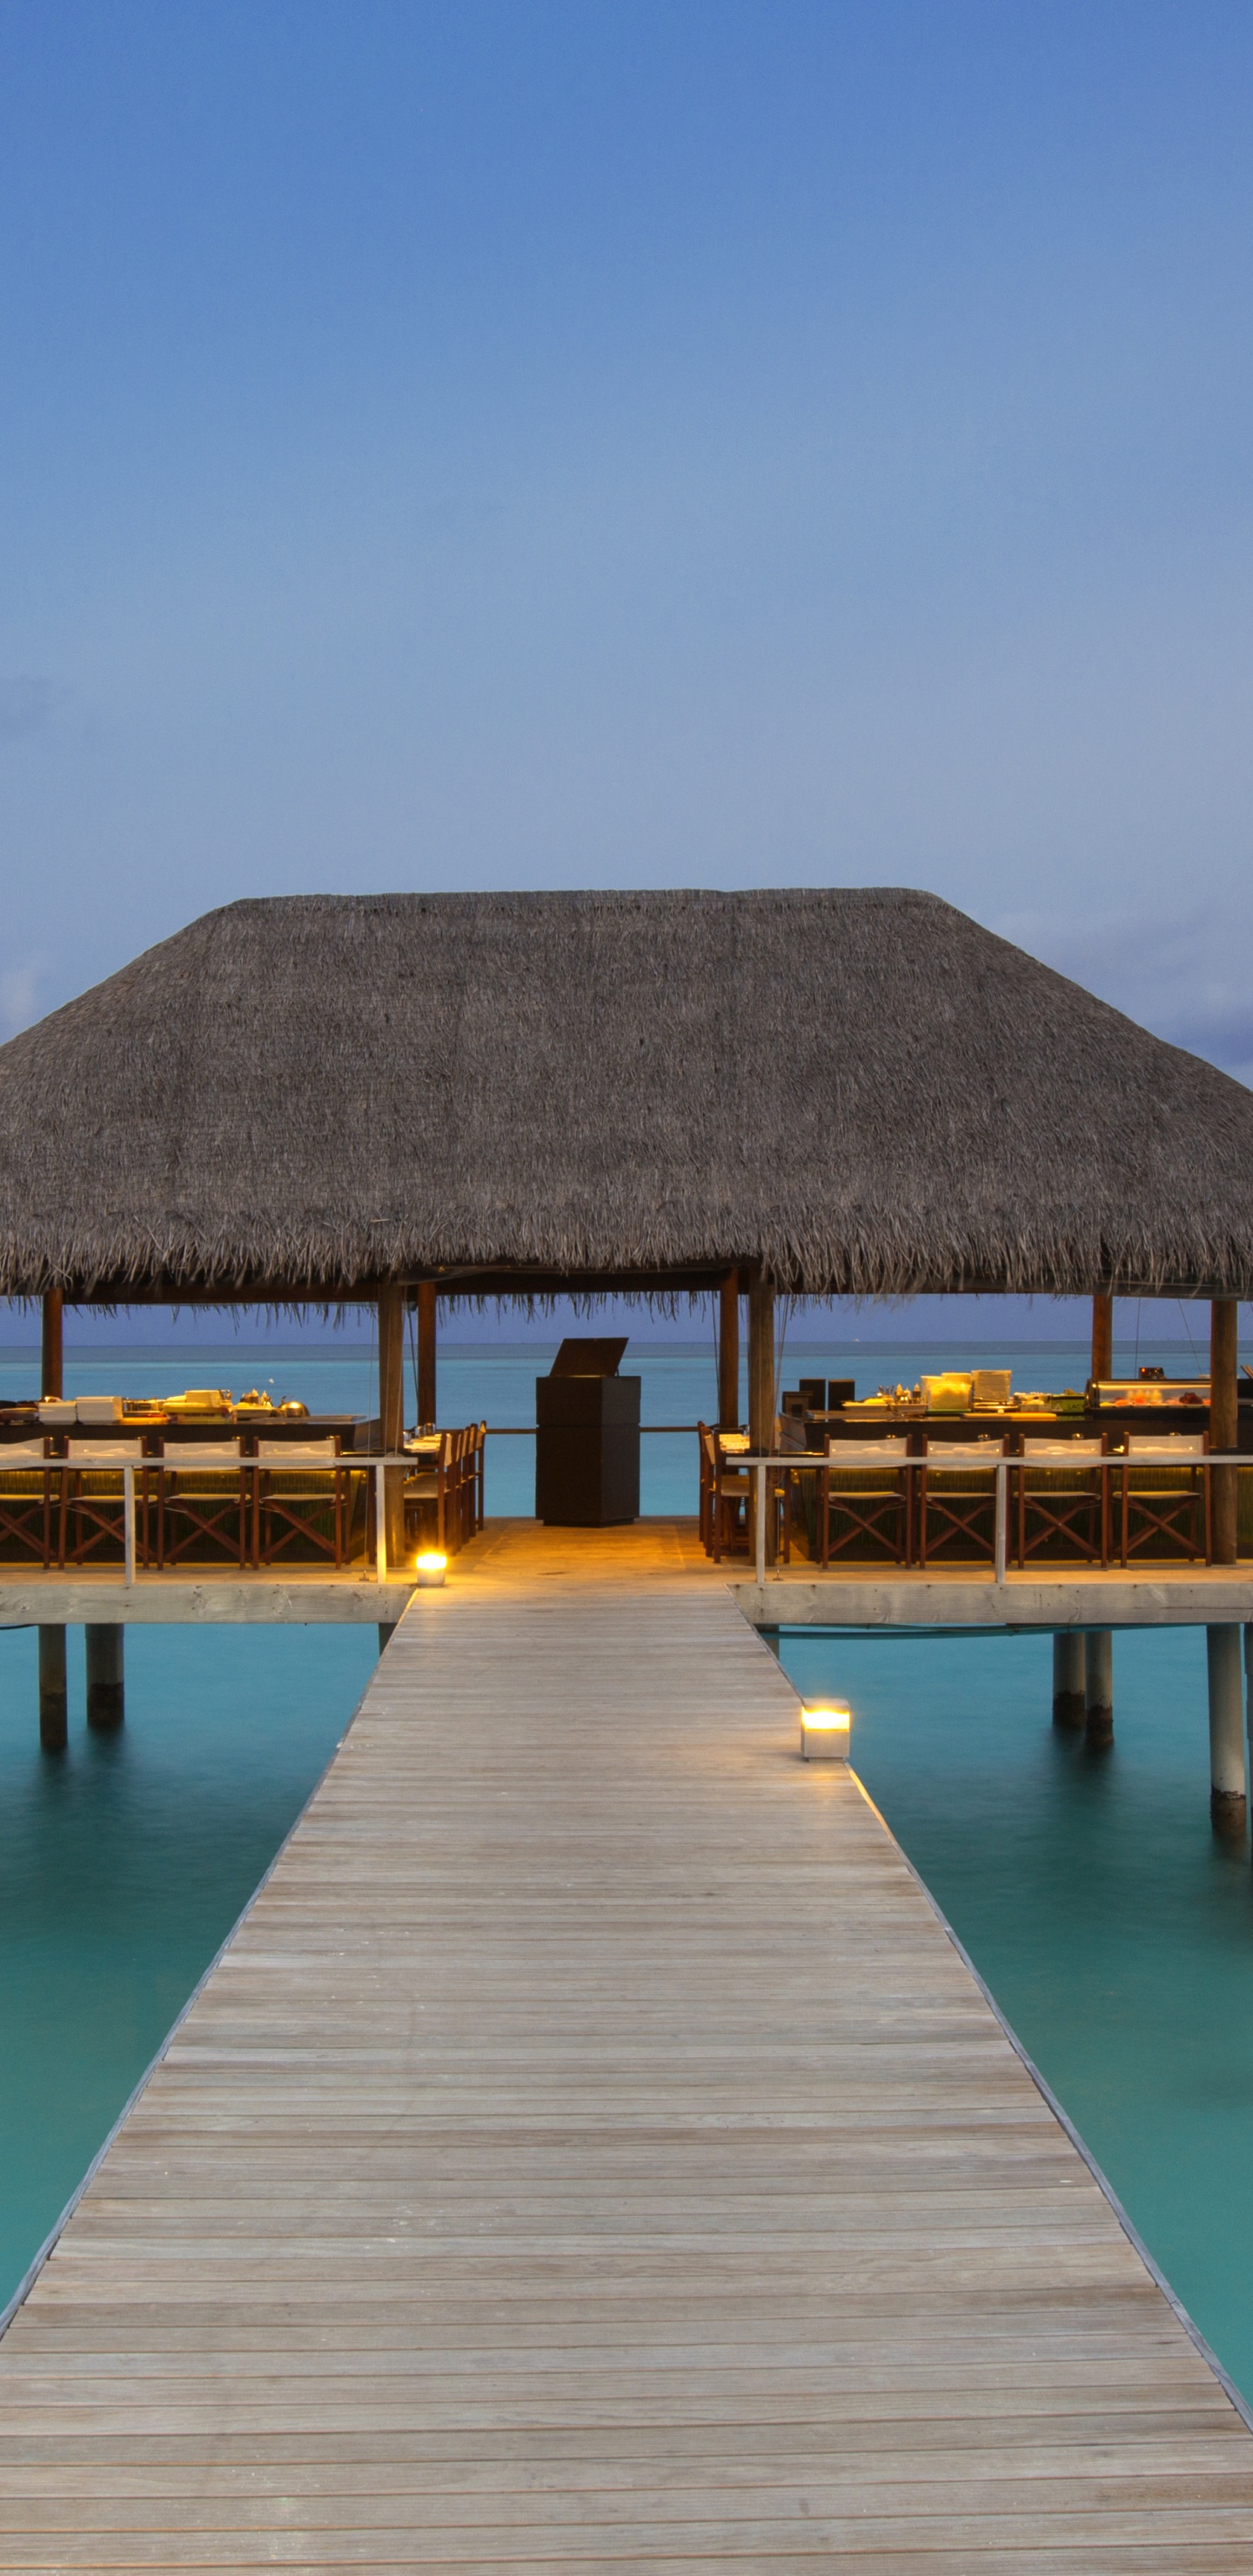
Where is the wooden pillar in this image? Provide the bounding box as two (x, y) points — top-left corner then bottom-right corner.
(416, 1281), (438, 1429)
(747, 1272), (776, 1567)
(1052, 1632), (1086, 1727)
(1245, 1627), (1253, 1857)
(1090, 1291), (1113, 1387)
(717, 1272), (740, 1432)
(1085, 1630), (1113, 1747)
(1210, 1298), (1239, 1566)
(85, 1624), (124, 1729)
(38, 1627), (67, 1752)
(378, 1283), (406, 1567)
(1207, 1625), (1246, 1836)
(41, 1288), (64, 1399)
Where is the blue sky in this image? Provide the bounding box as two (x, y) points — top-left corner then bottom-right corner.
(2, 1), (1252, 1077)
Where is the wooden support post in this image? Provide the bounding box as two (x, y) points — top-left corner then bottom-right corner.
(1085, 1629), (1113, 1747)
(1090, 1291), (1113, 1387)
(1210, 1298), (1238, 1566)
(85, 1624), (124, 1730)
(416, 1281), (438, 1430)
(378, 1283), (406, 1571)
(38, 1626), (67, 1753)
(747, 1272), (776, 1569)
(1245, 1627), (1253, 1860)
(717, 1271), (740, 1432)
(1207, 1625), (1246, 1837)
(1052, 1633), (1086, 1728)
(41, 1288), (63, 1399)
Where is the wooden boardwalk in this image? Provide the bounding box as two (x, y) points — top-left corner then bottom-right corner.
(1, 1522), (1252, 2568)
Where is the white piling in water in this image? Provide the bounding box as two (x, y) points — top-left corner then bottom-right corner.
(1052, 1633), (1087, 1728)
(1085, 1629), (1114, 1746)
(1245, 1628), (1253, 1853)
(1206, 1626), (1245, 1835)
(85, 1624), (124, 1731)
(37, 1626), (67, 1753)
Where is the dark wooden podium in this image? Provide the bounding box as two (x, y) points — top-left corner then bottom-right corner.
(535, 1338), (641, 1526)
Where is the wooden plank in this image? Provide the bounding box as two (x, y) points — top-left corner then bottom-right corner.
(0, 1519), (1250, 2567)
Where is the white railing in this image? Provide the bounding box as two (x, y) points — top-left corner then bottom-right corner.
(735, 1451), (1249, 1589)
(0, 1452), (423, 1588)
(0, 1443), (1246, 1592)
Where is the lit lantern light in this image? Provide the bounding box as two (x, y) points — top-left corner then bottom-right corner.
(414, 1551), (448, 1588)
(800, 1701), (851, 1761)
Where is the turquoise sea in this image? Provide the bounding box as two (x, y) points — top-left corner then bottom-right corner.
(2, 1330), (1251, 2411)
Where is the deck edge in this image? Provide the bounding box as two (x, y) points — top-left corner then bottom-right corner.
(848, 1763), (1253, 2438)
(0, 1629), (386, 2344)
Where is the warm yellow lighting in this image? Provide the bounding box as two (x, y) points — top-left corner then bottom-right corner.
(414, 1551), (448, 1587)
(801, 1701), (851, 1761)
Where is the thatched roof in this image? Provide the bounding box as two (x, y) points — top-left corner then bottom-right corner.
(0, 887), (1250, 1302)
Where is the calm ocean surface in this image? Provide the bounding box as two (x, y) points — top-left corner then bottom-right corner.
(1, 1330), (1250, 2405)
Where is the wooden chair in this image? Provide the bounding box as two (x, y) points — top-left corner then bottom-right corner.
(699, 1427), (750, 1560)
(405, 1432), (452, 1553)
(1119, 1432), (1209, 1566)
(60, 1439), (148, 1569)
(917, 1438), (1005, 1566)
(254, 1437), (346, 1567)
(446, 1426), (474, 1553)
(820, 1438), (913, 1566)
(700, 1428), (793, 1563)
(0, 1440), (54, 1566)
(157, 1440), (246, 1569)
(696, 1423), (717, 1551)
(401, 1423), (486, 1559)
(1013, 1435), (1110, 1568)
(472, 1421), (486, 1538)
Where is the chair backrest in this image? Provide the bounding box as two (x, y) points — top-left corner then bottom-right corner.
(164, 1440), (242, 1465)
(828, 1438), (910, 1462)
(256, 1437), (338, 1460)
(1125, 1432), (1206, 1458)
(67, 1438), (144, 1460)
(924, 1439), (1006, 1466)
(1022, 1438), (1104, 1461)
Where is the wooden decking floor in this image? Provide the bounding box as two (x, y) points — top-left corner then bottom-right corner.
(1, 1519), (1252, 2567)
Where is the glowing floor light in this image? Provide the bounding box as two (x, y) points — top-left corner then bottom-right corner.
(800, 1701), (851, 1761)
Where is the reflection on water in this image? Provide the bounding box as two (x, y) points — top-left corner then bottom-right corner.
(0, 1622), (374, 2314)
(779, 1620), (1253, 2407)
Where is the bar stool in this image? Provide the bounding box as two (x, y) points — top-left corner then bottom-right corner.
(255, 1437), (346, 1567)
(917, 1437), (1006, 1566)
(61, 1439), (148, 1570)
(820, 1438), (913, 1566)
(1013, 1434), (1110, 1568)
(1119, 1432), (1209, 1565)
(157, 1439), (246, 1567)
(0, 1439), (54, 1567)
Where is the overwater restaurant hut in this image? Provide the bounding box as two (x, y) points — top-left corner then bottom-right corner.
(0, 883), (1252, 1556)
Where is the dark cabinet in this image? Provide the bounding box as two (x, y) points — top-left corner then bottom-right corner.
(535, 1371), (640, 1526)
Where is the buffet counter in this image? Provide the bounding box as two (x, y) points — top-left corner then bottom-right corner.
(0, 1389), (373, 1452)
